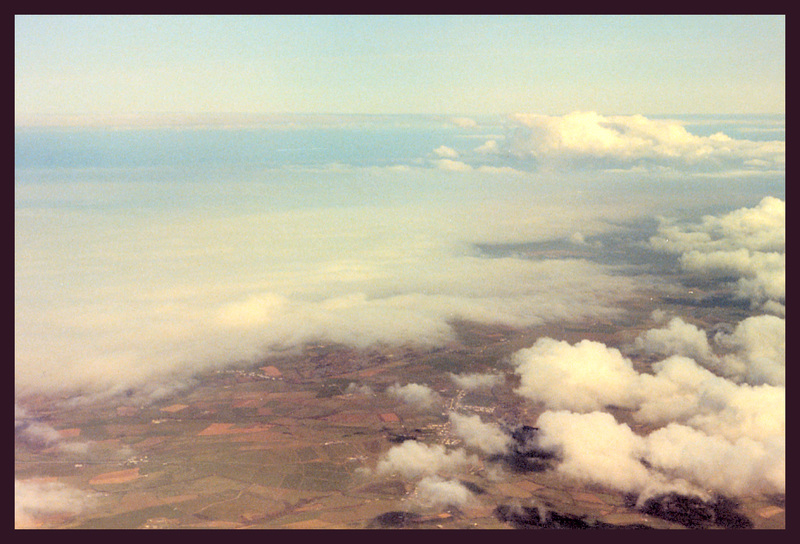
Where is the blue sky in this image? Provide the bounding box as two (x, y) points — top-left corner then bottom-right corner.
(15, 15), (785, 121)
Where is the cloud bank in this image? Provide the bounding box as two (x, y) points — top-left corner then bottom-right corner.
(15, 189), (648, 398)
(507, 111), (785, 173)
(15, 120), (784, 407)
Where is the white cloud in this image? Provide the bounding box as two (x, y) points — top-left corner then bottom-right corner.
(373, 441), (478, 479)
(569, 232), (586, 245)
(216, 293), (288, 328)
(15, 406), (62, 447)
(476, 165), (523, 175)
(535, 410), (784, 501)
(414, 476), (475, 509)
(449, 372), (504, 390)
(651, 196), (784, 254)
(16, 195), (644, 397)
(512, 330), (784, 443)
(448, 412), (512, 455)
(634, 317), (715, 364)
(512, 338), (641, 411)
(649, 197), (785, 310)
(680, 249), (784, 301)
(632, 314), (786, 388)
(435, 158), (473, 172)
(508, 111), (784, 173)
(15, 479), (98, 528)
(640, 356), (785, 443)
(511, 310), (785, 500)
(714, 314), (785, 386)
(450, 117), (477, 128)
(15, 403), (93, 453)
(433, 145), (459, 158)
(19, 161), (768, 400)
(346, 382), (375, 396)
(643, 423), (785, 497)
(535, 411), (673, 496)
(387, 382), (441, 410)
(475, 139), (499, 153)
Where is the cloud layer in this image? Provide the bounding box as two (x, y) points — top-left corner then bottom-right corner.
(15, 182), (651, 398)
(15, 120), (784, 411)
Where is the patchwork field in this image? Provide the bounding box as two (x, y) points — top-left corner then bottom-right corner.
(15, 294), (785, 529)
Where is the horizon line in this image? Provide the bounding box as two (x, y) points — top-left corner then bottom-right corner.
(14, 110), (787, 130)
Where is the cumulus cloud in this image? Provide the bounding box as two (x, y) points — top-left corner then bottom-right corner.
(512, 338), (641, 412)
(450, 116), (477, 128)
(414, 476), (475, 509)
(535, 410), (784, 501)
(643, 423), (785, 497)
(373, 440), (479, 479)
(511, 311), (785, 500)
(433, 145), (459, 158)
(448, 412), (512, 455)
(651, 197), (784, 254)
(649, 197), (785, 312)
(435, 158), (473, 172)
(635, 315), (785, 387)
(475, 139), (499, 154)
(639, 356), (784, 443)
(387, 383), (442, 410)
(714, 314), (785, 386)
(634, 317), (715, 364)
(15, 479), (99, 528)
(680, 249), (785, 303)
(507, 111), (784, 173)
(449, 372), (504, 390)
(535, 411), (668, 496)
(512, 329), (784, 443)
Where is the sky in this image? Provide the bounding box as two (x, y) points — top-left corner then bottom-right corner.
(15, 14), (785, 121)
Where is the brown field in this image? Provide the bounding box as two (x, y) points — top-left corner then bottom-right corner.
(89, 468), (141, 485)
(160, 404), (189, 413)
(197, 423), (273, 436)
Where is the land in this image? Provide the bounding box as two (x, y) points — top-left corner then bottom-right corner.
(15, 285), (784, 530)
